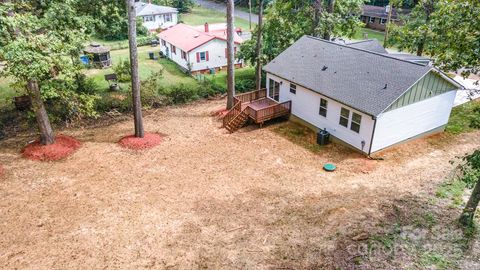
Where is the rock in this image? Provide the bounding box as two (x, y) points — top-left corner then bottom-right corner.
(352, 232), (369, 241)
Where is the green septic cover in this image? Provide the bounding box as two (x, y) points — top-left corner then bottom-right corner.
(323, 163), (336, 172)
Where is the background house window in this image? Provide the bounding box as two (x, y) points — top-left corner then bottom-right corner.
(161, 39), (166, 46)
(144, 16), (154, 22)
(171, 45), (176, 54)
(164, 14), (172, 22)
(369, 17), (375, 23)
(181, 50), (187, 60)
(351, 113), (362, 133)
(380, 18), (387, 24)
(319, 98), (328, 117)
(290, 83), (296, 94)
(199, 52), (206, 61)
(339, 108), (350, 127)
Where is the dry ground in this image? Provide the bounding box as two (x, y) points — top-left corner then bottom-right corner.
(0, 99), (479, 269)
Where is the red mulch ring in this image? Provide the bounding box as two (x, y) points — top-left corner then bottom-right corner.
(118, 133), (164, 150)
(211, 108), (229, 119)
(22, 135), (81, 161)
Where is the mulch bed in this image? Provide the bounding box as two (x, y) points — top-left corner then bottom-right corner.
(22, 135), (81, 161)
(118, 133), (164, 150)
(211, 108), (229, 119)
(0, 165), (4, 177)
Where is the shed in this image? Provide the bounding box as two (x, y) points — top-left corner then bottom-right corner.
(83, 43), (112, 68)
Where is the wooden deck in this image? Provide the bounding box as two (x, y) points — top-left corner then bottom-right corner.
(222, 89), (292, 132)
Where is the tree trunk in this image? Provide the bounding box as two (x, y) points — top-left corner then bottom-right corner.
(226, 0), (235, 110)
(312, 0), (323, 37)
(126, 0), (144, 138)
(323, 0), (335, 40)
(416, 0), (434, 56)
(383, 4), (394, 48)
(460, 178), (480, 227)
(254, 0), (264, 90)
(27, 80), (55, 145)
(248, 0), (252, 30)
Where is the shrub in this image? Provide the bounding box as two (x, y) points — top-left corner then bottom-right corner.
(113, 59), (132, 82)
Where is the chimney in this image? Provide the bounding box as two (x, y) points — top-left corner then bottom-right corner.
(204, 22), (209, 33)
(385, 5), (390, 13)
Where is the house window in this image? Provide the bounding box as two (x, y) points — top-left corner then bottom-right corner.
(161, 39), (166, 46)
(380, 18), (387, 25)
(268, 79), (280, 102)
(164, 14), (172, 22)
(289, 83), (296, 94)
(199, 51), (206, 61)
(339, 107), (350, 127)
(319, 98), (328, 117)
(369, 17), (375, 23)
(181, 50), (187, 60)
(144, 15), (155, 22)
(351, 112), (362, 133)
(171, 45), (176, 54)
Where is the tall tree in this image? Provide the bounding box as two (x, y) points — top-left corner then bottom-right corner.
(459, 150), (480, 227)
(254, 0), (264, 90)
(322, 0), (335, 40)
(383, 0), (402, 48)
(226, 0), (236, 109)
(0, 1), (93, 145)
(126, 0), (144, 137)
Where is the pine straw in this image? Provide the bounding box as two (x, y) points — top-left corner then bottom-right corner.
(118, 133), (164, 150)
(0, 164), (4, 177)
(22, 135), (81, 161)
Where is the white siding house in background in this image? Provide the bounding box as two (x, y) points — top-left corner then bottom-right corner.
(263, 36), (464, 155)
(158, 23), (243, 74)
(135, 0), (178, 31)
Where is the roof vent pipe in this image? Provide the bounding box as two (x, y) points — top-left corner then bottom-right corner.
(322, 66), (328, 71)
(383, 84), (388, 89)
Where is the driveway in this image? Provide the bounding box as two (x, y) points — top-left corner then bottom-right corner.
(194, 0), (259, 24)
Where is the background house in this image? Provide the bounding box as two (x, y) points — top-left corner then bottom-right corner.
(360, 4), (409, 31)
(158, 23), (243, 74)
(135, 0), (178, 31)
(263, 36), (463, 155)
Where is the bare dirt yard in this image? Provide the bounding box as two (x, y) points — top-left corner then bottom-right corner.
(0, 98), (479, 269)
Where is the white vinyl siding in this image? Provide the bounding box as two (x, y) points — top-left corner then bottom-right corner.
(371, 90), (457, 152)
(267, 73), (375, 153)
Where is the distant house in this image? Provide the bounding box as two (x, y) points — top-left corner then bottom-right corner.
(360, 4), (409, 31)
(263, 36), (463, 155)
(158, 23), (243, 74)
(135, 0), (178, 31)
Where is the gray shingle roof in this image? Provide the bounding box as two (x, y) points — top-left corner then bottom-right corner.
(135, 1), (178, 16)
(346, 39), (388, 54)
(263, 36), (433, 116)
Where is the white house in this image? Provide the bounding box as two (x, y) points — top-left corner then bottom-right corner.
(158, 23), (243, 74)
(263, 36), (464, 155)
(135, 0), (178, 31)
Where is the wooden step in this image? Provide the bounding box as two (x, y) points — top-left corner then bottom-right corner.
(225, 111), (249, 133)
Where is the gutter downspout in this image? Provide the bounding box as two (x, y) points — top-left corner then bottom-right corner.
(367, 116), (377, 157)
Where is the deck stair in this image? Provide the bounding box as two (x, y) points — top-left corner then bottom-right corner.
(225, 110), (249, 133)
(222, 88), (291, 133)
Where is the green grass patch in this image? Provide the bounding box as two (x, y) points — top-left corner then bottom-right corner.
(272, 122), (323, 153)
(204, 67), (255, 90)
(180, 6), (252, 30)
(446, 100), (480, 134)
(436, 180), (467, 207)
(351, 27), (386, 44)
(419, 251), (453, 270)
(0, 77), (20, 109)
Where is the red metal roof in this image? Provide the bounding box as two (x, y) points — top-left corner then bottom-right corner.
(158, 23), (243, 52)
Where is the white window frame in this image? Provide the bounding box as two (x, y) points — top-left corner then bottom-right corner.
(339, 107), (350, 128)
(380, 18), (387, 25)
(319, 98), (328, 117)
(164, 13), (172, 22)
(199, 51), (207, 62)
(369, 17), (375, 23)
(144, 15), (155, 22)
(350, 112), (362, 133)
(289, 83), (297, 94)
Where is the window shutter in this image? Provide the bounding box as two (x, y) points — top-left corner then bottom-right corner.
(234, 47), (237, 55)
(225, 48), (227, 58)
(196, 52), (200, 63)
(206, 51), (209, 61)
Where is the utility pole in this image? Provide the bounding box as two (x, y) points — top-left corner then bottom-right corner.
(126, 0), (145, 137)
(383, 4), (393, 48)
(248, 0), (252, 30)
(255, 0), (264, 90)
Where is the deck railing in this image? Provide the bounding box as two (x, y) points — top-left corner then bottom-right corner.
(235, 88), (267, 103)
(222, 97), (242, 127)
(254, 100), (292, 123)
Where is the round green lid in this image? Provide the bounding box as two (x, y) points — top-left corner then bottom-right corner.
(323, 163), (336, 172)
